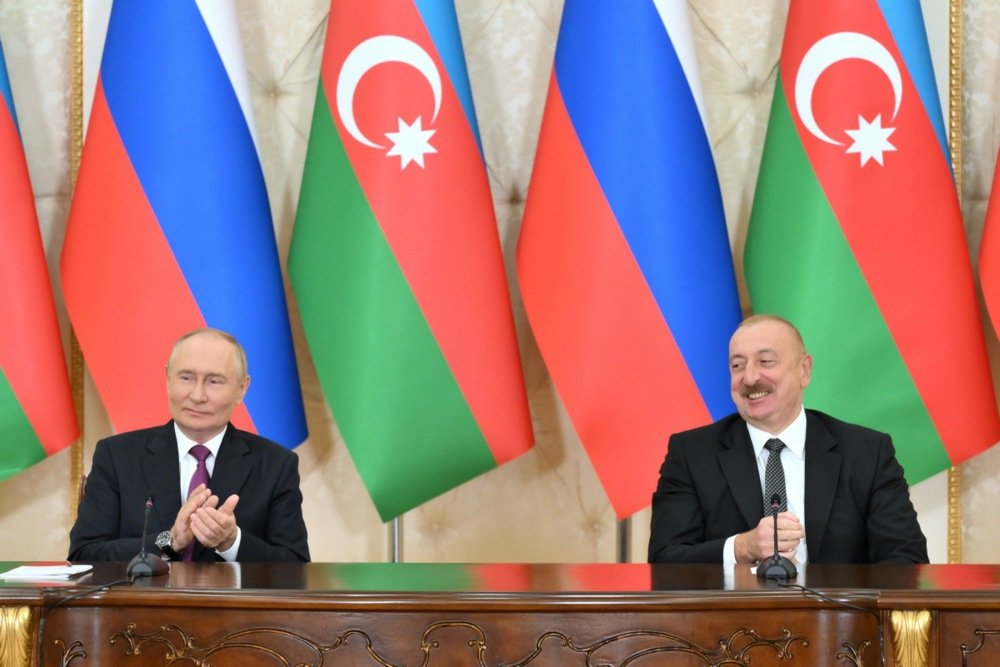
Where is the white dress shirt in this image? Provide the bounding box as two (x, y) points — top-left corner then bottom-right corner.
(723, 408), (808, 565)
(173, 423), (242, 561)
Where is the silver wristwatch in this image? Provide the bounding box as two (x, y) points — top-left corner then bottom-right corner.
(155, 530), (182, 560)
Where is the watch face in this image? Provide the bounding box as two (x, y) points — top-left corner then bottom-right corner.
(155, 531), (172, 548)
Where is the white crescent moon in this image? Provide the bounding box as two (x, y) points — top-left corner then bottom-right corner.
(336, 35), (442, 149)
(794, 32), (902, 146)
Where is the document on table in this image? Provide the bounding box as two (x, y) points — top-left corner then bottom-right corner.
(0, 563), (93, 580)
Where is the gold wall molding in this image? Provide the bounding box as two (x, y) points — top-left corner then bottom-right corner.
(947, 0), (963, 566)
(68, 0), (85, 520)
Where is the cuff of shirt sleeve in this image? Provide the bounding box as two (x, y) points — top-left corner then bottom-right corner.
(215, 527), (241, 562)
(723, 535), (738, 565)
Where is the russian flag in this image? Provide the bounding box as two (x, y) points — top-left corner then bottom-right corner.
(62, 0), (306, 446)
(518, 0), (742, 518)
(0, 39), (78, 479)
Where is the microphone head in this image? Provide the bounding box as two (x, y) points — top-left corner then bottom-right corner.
(770, 493), (781, 509)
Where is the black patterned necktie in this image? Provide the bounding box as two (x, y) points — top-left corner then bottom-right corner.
(763, 438), (788, 514)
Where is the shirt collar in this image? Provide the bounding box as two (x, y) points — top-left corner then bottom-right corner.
(746, 407), (807, 459)
(173, 422), (227, 459)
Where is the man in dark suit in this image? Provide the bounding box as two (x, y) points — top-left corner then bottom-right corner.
(648, 314), (927, 565)
(69, 328), (309, 563)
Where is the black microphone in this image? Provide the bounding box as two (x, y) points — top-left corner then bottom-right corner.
(126, 496), (170, 578)
(757, 493), (797, 581)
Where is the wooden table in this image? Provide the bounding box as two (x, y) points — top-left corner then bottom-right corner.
(2, 562), (999, 665)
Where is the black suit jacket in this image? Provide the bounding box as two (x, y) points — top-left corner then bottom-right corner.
(648, 410), (927, 564)
(69, 421), (310, 563)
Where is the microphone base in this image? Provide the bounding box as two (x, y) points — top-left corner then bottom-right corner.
(756, 555), (797, 581)
(126, 553), (170, 578)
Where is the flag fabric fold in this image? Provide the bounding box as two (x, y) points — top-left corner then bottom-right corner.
(517, 0), (742, 518)
(980, 147), (1000, 335)
(61, 0), (306, 447)
(746, 0), (999, 482)
(0, 40), (78, 480)
(289, 0), (533, 521)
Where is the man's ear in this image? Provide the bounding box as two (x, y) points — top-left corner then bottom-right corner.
(800, 354), (813, 386)
(237, 375), (251, 402)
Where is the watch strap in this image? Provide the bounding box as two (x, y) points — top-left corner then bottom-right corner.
(156, 531), (182, 560)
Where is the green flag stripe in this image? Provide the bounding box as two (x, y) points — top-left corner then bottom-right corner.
(0, 370), (46, 480)
(746, 83), (949, 481)
(290, 87), (495, 520)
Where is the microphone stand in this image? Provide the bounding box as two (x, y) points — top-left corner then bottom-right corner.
(126, 497), (170, 578)
(757, 494), (797, 581)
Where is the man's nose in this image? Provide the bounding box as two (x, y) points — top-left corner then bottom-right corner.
(742, 363), (760, 384)
(190, 379), (208, 400)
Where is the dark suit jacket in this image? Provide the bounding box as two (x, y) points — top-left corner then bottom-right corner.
(69, 421), (310, 563)
(648, 410), (927, 564)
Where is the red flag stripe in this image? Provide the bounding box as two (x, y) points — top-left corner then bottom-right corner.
(321, 2), (530, 461)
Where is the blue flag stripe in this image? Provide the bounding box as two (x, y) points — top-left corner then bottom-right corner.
(554, 0), (741, 418)
(413, 0), (482, 151)
(877, 0), (949, 162)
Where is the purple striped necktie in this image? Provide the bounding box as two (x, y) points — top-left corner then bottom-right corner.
(182, 444), (212, 561)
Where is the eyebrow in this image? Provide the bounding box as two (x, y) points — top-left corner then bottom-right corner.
(730, 348), (778, 361)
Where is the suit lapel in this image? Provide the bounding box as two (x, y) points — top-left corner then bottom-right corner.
(718, 422), (764, 529)
(141, 423), (183, 528)
(804, 412), (841, 555)
(209, 425), (253, 500)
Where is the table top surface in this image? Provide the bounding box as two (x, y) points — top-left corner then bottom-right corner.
(2, 562), (999, 596)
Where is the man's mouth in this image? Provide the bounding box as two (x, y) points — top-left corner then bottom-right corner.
(743, 385), (771, 400)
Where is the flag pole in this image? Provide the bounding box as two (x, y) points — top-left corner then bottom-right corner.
(390, 516), (400, 563)
(617, 515), (631, 563)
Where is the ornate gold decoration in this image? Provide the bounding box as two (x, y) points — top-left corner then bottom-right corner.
(109, 621), (810, 666)
(420, 621), (486, 664)
(112, 623), (348, 666)
(503, 627), (809, 665)
(835, 640), (871, 666)
(53, 638), (87, 666)
(961, 628), (1000, 665)
(0, 606), (34, 667)
(891, 609), (932, 667)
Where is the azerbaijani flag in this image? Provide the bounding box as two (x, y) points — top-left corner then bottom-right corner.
(517, 0), (742, 518)
(746, 0), (999, 481)
(62, 0), (306, 447)
(289, 0), (533, 521)
(979, 146), (1000, 334)
(0, 40), (78, 479)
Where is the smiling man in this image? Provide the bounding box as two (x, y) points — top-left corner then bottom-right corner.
(70, 328), (309, 564)
(648, 314), (927, 565)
